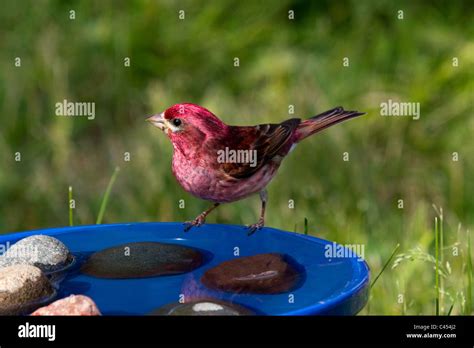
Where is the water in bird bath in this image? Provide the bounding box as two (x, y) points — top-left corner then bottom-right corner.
(0, 222), (369, 315)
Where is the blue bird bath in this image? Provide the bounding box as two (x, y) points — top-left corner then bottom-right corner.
(0, 223), (370, 315)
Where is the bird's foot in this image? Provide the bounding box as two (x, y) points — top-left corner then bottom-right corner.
(183, 214), (207, 232)
(246, 218), (264, 236)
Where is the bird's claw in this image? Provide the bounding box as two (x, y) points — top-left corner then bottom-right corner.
(245, 218), (264, 236)
(183, 214), (206, 232)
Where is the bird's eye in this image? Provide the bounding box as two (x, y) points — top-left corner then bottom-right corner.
(172, 118), (182, 127)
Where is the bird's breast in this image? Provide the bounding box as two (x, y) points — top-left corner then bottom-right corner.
(171, 152), (279, 203)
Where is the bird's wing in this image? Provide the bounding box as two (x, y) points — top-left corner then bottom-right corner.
(218, 118), (301, 179)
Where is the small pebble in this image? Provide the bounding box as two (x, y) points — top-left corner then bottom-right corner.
(150, 299), (254, 316)
(31, 295), (101, 316)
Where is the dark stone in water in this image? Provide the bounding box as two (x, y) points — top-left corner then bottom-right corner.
(150, 299), (254, 316)
(201, 253), (300, 294)
(81, 242), (204, 279)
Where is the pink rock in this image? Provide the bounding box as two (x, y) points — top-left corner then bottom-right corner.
(31, 295), (101, 316)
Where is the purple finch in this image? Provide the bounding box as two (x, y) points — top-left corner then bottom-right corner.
(147, 103), (364, 234)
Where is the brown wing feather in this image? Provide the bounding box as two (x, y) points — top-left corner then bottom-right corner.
(221, 118), (301, 179)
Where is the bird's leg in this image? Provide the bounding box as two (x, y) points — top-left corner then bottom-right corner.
(184, 203), (220, 232)
(247, 189), (267, 236)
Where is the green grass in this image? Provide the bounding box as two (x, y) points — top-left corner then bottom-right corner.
(0, 0), (473, 315)
(68, 186), (74, 227)
(435, 217), (440, 315)
(96, 166), (121, 225)
(391, 207), (473, 315)
(447, 302), (454, 316)
(371, 243), (400, 290)
(467, 229), (473, 313)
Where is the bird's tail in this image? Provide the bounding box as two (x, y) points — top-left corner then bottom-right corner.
(295, 107), (365, 142)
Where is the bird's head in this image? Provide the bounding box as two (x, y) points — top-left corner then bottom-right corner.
(147, 103), (227, 150)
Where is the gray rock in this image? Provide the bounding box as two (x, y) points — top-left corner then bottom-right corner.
(0, 235), (71, 273)
(81, 242), (204, 279)
(150, 299), (254, 316)
(0, 264), (55, 315)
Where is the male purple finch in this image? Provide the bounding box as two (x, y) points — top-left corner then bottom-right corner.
(147, 103), (364, 234)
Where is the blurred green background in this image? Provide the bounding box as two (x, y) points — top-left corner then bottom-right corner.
(0, 0), (473, 315)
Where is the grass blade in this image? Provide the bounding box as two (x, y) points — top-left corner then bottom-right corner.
(371, 243), (400, 289)
(467, 229), (472, 314)
(435, 217), (439, 316)
(439, 208), (444, 313)
(96, 166), (120, 225)
(446, 302), (454, 316)
(68, 186), (74, 226)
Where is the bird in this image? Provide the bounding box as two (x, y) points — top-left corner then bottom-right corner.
(147, 103), (364, 235)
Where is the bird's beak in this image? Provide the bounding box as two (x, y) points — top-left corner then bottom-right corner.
(146, 112), (166, 131)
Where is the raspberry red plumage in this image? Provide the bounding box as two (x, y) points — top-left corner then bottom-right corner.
(147, 103), (364, 234)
